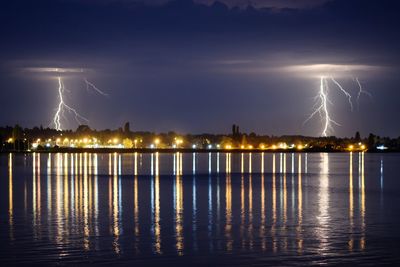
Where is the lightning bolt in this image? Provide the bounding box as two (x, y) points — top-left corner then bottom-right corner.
(84, 78), (108, 96)
(331, 77), (353, 112)
(305, 76), (372, 137)
(355, 77), (372, 109)
(304, 76), (341, 137)
(53, 77), (89, 131)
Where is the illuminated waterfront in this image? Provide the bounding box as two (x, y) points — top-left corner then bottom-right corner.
(1, 152), (399, 265)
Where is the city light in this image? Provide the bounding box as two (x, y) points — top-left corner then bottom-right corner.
(279, 143), (288, 149)
(297, 144), (303, 150)
(175, 138), (183, 148)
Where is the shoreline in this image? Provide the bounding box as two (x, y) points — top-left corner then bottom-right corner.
(0, 148), (393, 154)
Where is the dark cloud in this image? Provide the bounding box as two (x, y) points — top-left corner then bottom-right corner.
(195, 0), (330, 9)
(74, 0), (331, 9)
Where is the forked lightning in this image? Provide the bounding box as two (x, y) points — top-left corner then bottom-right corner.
(53, 77), (107, 131)
(305, 76), (371, 137)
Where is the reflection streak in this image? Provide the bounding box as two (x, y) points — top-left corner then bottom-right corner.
(349, 152), (354, 251)
(94, 154), (99, 238)
(226, 153), (231, 174)
(134, 152), (138, 176)
(134, 167), (140, 253)
(241, 153), (244, 173)
(240, 174), (245, 248)
(272, 154), (277, 252)
(47, 154), (52, 225)
(208, 173), (213, 251)
(110, 153), (122, 255)
(192, 175), (198, 251)
(317, 153), (330, 255)
(225, 174), (232, 251)
(8, 154), (13, 240)
(297, 154), (303, 253)
(175, 164), (184, 255)
(209, 152), (212, 174)
(261, 152), (264, 173)
(248, 174), (253, 249)
(380, 158), (384, 190)
(217, 152), (220, 173)
(192, 153), (196, 175)
(152, 153), (161, 254)
(249, 153), (252, 174)
(260, 173), (266, 250)
(360, 152), (365, 250)
(33, 153), (41, 238)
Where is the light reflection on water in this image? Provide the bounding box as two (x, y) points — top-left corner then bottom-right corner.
(1, 152), (400, 265)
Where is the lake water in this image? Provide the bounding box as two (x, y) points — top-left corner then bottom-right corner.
(1, 152), (400, 266)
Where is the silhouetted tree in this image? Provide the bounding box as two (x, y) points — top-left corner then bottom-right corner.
(12, 124), (23, 151)
(368, 133), (376, 148)
(76, 125), (91, 133)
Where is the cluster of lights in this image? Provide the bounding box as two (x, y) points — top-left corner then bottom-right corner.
(5, 133), (392, 152)
(348, 143), (367, 151)
(27, 135), (313, 151)
(32, 136), (104, 149)
(225, 143), (307, 150)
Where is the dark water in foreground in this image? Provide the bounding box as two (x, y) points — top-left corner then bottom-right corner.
(1, 152), (400, 266)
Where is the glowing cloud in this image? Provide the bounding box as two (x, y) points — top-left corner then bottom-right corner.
(23, 67), (87, 74)
(280, 64), (381, 78)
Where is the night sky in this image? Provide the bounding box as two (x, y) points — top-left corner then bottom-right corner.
(0, 0), (399, 137)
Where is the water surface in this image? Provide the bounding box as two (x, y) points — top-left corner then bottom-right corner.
(1, 152), (399, 266)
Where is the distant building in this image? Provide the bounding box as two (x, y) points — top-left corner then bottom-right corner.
(124, 122), (130, 133)
(232, 124), (240, 136)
